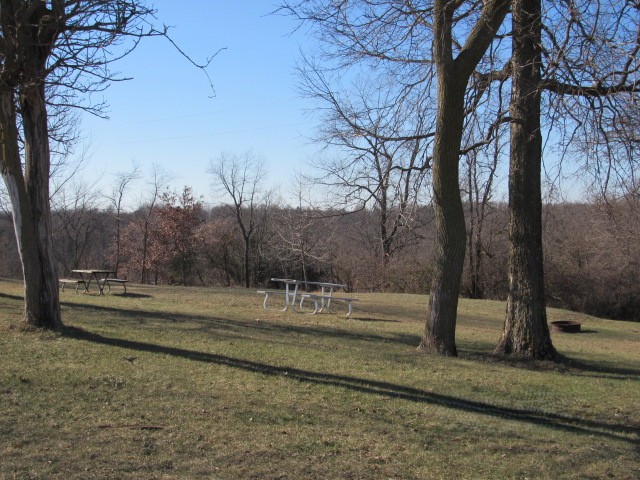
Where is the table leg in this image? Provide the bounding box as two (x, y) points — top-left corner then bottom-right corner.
(318, 286), (334, 312)
(95, 274), (105, 295)
(290, 283), (299, 309)
(327, 287), (334, 310)
(283, 282), (299, 310)
(78, 273), (90, 293)
(283, 283), (290, 310)
(319, 286), (326, 312)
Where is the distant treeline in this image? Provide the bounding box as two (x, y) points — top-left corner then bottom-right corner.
(1, 195), (638, 321)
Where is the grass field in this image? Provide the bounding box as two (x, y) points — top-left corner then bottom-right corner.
(1, 278), (638, 479)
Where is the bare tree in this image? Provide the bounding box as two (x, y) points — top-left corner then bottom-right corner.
(462, 143), (504, 299)
(571, 80), (640, 200)
(0, 0), (215, 329)
(209, 151), (273, 288)
(0, 1), (159, 329)
(198, 216), (240, 287)
(275, 174), (332, 285)
(104, 164), (140, 277)
(490, 0), (640, 359)
(124, 164), (170, 284)
(298, 66), (431, 269)
(493, 0), (557, 359)
(51, 178), (102, 273)
(281, 0), (510, 355)
(460, 62), (510, 299)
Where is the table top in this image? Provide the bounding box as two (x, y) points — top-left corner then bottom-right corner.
(73, 269), (113, 274)
(309, 281), (346, 288)
(271, 278), (346, 288)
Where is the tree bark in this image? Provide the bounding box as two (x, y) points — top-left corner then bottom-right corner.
(495, 0), (555, 359)
(418, 71), (467, 356)
(21, 81), (62, 329)
(419, 0), (509, 356)
(0, 85), (62, 329)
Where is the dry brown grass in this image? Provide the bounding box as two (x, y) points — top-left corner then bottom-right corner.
(1, 278), (638, 479)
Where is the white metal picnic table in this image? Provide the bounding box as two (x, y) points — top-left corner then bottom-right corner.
(259, 278), (347, 312)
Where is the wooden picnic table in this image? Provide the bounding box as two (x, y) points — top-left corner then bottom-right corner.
(258, 278), (348, 312)
(72, 269), (113, 295)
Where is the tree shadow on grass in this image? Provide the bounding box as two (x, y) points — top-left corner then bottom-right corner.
(0, 292), (23, 302)
(351, 317), (400, 323)
(460, 346), (640, 381)
(4, 291), (637, 382)
(62, 324), (639, 445)
(1, 291), (152, 300)
(109, 292), (153, 299)
(62, 301), (422, 348)
(554, 353), (640, 380)
(70, 304), (640, 380)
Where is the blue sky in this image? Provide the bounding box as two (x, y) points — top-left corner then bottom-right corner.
(60, 1), (589, 208)
(77, 1), (317, 206)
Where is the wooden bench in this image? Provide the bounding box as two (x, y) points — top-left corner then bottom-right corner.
(59, 278), (86, 293)
(102, 278), (129, 294)
(300, 294), (359, 316)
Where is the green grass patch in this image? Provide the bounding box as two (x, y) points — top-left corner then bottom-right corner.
(1, 278), (638, 479)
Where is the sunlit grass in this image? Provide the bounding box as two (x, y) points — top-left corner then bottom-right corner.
(1, 278), (638, 479)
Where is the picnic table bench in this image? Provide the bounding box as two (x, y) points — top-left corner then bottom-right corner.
(300, 293), (359, 316)
(256, 289), (290, 310)
(59, 278), (86, 293)
(101, 278), (129, 294)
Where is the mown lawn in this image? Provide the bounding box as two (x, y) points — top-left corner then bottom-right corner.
(1, 278), (638, 479)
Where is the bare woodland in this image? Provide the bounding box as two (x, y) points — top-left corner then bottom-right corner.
(1, 190), (638, 322)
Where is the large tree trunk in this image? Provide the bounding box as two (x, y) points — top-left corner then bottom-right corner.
(0, 85), (62, 329)
(495, 0), (555, 359)
(418, 0), (509, 356)
(418, 73), (467, 356)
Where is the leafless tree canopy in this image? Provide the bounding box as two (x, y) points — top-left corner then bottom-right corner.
(209, 151), (273, 288)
